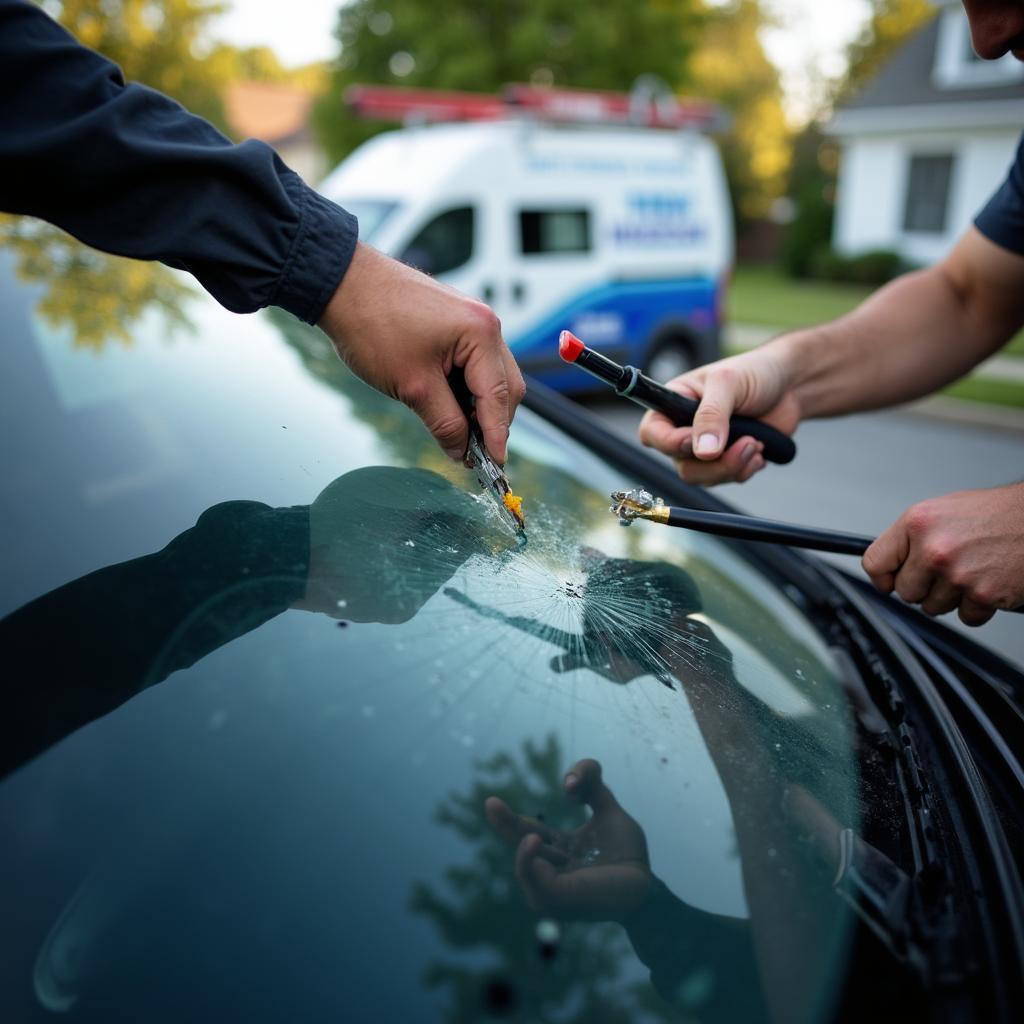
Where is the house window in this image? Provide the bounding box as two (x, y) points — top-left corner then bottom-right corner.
(902, 154), (953, 234)
(933, 8), (1024, 87)
(399, 206), (475, 276)
(519, 209), (591, 255)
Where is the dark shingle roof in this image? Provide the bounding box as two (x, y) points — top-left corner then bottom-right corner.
(845, 15), (1024, 110)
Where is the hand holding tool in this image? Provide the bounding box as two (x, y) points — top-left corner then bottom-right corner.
(609, 488), (1024, 613)
(559, 331), (796, 465)
(449, 368), (525, 535)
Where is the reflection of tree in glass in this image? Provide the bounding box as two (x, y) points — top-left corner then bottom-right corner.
(411, 735), (678, 1023)
(0, 217), (194, 350)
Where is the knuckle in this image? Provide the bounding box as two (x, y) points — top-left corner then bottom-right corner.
(468, 301), (501, 335)
(427, 413), (466, 445)
(921, 539), (953, 571)
(904, 503), (934, 537)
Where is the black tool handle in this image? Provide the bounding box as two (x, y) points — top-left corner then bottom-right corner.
(448, 366), (474, 417)
(624, 369), (797, 465)
(663, 505), (870, 554)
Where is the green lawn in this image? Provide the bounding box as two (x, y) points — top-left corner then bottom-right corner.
(727, 265), (874, 330)
(729, 264), (1024, 357)
(940, 375), (1024, 409)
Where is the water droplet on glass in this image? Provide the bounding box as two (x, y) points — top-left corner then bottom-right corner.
(209, 710), (227, 730)
(581, 847), (601, 866)
(362, 705), (376, 719)
(535, 919), (560, 944)
(336, 599), (347, 609)
(404, 539), (416, 548)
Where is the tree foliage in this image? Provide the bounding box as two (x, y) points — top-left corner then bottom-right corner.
(5, 1), (238, 349)
(314, 0), (704, 167)
(41, 0), (230, 126)
(689, 0), (790, 223)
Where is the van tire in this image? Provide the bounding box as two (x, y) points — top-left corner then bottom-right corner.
(644, 336), (695, 384)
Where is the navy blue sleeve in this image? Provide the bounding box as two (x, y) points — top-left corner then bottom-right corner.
(975, 132), (1024, 257)
(0, 0), (357, 323)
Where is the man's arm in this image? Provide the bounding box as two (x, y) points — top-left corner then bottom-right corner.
(783, 228), (1024, 420)
(0, 1), (524, 461)
(638, 227), (1024, 484)
(0, 0), (355, 323)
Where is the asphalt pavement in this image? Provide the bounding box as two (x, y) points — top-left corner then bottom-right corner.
(582, 394), (1024, 671)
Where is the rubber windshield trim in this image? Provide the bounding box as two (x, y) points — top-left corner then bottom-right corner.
(820, 566), (1024, 1016)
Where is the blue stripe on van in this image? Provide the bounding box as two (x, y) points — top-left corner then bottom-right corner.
(509, 277), (717, 392)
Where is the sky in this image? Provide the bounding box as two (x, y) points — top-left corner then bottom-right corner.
(214, 0), (876, 123)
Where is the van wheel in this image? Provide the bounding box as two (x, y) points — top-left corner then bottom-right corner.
(645, 338), (694, 383)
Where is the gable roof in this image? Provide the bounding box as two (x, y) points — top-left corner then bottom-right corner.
(845, 15), (1024, 111)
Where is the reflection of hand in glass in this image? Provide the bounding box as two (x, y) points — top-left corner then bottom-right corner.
(485, 758), (653, 922)
(1, 466), (500, 776)
(296, 466), (501, 622)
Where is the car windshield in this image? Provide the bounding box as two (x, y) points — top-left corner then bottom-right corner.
(1, 245), (868, 1023)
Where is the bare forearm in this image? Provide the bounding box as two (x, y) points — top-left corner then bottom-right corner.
(780, 263), (1010, 420)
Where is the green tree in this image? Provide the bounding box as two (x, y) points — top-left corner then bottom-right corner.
(42, 0), (230, 127)
(4, 1), (237, 349)
(689, 0), (791, 224)
(838, 0), (935, 102)
(411, 735), (681, 1023)
(314, 0), (703, 167)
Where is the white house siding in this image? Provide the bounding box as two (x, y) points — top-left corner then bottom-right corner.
(833, 129), (1020, 266)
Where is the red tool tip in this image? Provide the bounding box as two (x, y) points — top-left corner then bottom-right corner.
(559, 330), (585, 363)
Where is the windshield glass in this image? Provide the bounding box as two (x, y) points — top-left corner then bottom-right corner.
(0, 246), (864, 1023)
(335, 198), (400, 243)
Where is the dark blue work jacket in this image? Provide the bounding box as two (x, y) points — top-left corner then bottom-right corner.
(0, 0), (357, 324)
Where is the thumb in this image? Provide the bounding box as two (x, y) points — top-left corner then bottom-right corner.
(463, 351), (511, 465)
(404, 372), (470, 461)
(690, 369), (740, 461)
(565, 758), (617, 815)
(862, 519), (908, 595)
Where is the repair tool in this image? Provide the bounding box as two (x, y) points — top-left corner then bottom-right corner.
(610, 488), (869, 554)
(449, 369), (526, 535)
(608, 488), (1024, 612)
(559, 330), (796, 465)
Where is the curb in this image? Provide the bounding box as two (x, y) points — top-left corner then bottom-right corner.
(901, 395), (1024, 435)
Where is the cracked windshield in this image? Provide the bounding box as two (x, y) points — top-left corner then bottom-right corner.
(1, 241), (860, 1023)
(2, 0), (927, 1017)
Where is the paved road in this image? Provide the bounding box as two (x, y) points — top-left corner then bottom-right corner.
(582, 397), (1024, 671)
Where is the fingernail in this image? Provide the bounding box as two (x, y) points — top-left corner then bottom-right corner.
(751, 455), (765, 473)
(741, 442), (756, 463)
(565, 773), (578, 787)
(695, 432), (718, 456)
(445, 446), (464, 461)
(679, 438), (693, 459)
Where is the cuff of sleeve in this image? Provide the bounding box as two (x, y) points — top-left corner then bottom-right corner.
(272, 178), (359, 324)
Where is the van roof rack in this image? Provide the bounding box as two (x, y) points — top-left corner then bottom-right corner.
(345, 83), (725, 132)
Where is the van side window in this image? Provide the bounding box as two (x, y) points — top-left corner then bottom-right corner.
(399, 206), (475, 275)
(519, 209), (591, 255)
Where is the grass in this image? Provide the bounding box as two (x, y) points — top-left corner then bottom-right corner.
(940, 375), (1024, 409)
(729, 264), (1024, 358)
(728, 265), (874, 330)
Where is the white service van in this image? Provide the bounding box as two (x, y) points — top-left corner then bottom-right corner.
(319, 86), (734, 392)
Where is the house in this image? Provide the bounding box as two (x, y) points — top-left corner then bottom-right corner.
(828, 0), (1023, 267)
(223, 81), (327, 185)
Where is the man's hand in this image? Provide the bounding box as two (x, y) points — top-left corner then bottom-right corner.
(638, 343), (800, 486)
(318, 243), (525, 462)
(485, 758), (652, 922)
(863, 482), (1024, 625)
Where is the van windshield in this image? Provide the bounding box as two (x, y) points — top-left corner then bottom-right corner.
(337, 199), (400, 244)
